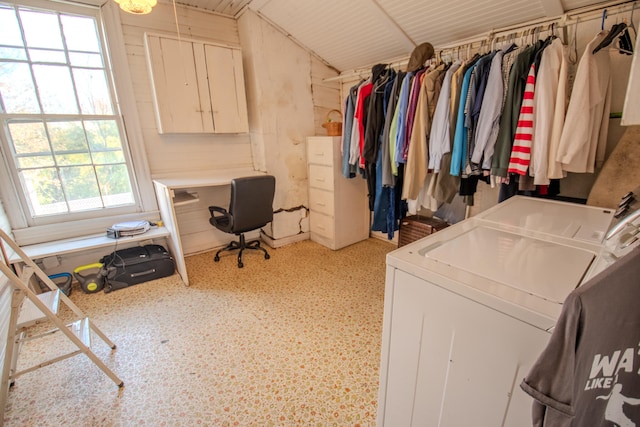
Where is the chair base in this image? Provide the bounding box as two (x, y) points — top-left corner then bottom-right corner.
(214, 234), (270, 268)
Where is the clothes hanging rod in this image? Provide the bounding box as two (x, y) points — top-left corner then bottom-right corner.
(325, 0), (637, 83)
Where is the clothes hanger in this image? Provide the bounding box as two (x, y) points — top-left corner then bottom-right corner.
(374, 67), (392, 90)
(491, 35), (498, 51)
(593, 20), (628, 53)
(569, 17), (579, 64)
(546, 22), (559, 43)
(618, 18), (634, 55)
(534, 26), (541, 42)
(592, 9), (624, 54)
(617, 3), (637, 55)
(630, 1), (638, 38)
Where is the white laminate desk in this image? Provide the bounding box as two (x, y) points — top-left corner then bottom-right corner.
(153, 168), (265, 286)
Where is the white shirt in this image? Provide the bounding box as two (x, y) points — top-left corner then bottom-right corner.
(556, 32), (611, 174)
(530, 38), (566, 185)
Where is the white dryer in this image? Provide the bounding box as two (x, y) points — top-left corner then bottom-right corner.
(377, 196), (615, 426)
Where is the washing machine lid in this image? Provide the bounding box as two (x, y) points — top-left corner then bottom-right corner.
(421, 226), (595, 304)
(478, 197), (613, 244)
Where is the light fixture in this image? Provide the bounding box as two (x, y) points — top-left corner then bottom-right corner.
(114, 0), (157, 15)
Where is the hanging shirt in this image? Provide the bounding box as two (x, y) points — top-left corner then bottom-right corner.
(491, 42), (540, 178)
(472, 50), (505, 170)
(349, 81), (368, 167)
(449, 61), (468, 148)
(466, 52), (497, 174)
(354, 80), (373, 169)
(501, 46), (524, 109)
(388, 75), (406, 178)
(556, 31), (611, 174)
(363, 65), (393, 168)
(341, 83), (359, 178)
(403, 65), (445, 200)
(381, 71), (404, 187)
(429, 61), (462, 172)
(394, 72), (415, 167)
(547, 42), (570, 181)
(401, 69), (427, 163)
(508, 63), (536, 175)
(451, 62), (478, 176)
(530, 38), (567, 185)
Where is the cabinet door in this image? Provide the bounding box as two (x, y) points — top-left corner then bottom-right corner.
(204, 44), (249, 133)
(145, 35), (214, 133)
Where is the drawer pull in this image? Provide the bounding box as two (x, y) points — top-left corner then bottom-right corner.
(315, 178), (325, 182)
(317, 202), (326, 206)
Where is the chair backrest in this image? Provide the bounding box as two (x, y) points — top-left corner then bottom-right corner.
(228, 175), (275, 234)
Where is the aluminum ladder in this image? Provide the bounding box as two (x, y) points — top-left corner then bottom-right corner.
(0, 228), (123, 423)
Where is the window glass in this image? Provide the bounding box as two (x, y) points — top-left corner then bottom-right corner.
(61, 14), (100, 52)
(9, 121), (53, 168)
(0, 62), (40, 113)
(28, 48), (66, 63)
(19, 9), (63, 49)
(0, 6), (23, 46)
(74, 68), (112, 115)
(0, 3), (137, 220)
(32, 64), (78, 114)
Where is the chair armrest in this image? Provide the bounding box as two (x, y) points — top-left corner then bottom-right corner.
(208, 206), (227, 218)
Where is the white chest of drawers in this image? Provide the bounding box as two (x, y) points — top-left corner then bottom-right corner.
(307, 136), (369, 249)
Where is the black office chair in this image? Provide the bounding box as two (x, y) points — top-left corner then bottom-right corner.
(208, 175), (275, 268)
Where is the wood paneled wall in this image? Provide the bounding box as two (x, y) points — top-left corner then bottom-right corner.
(118, 3), (254, 176)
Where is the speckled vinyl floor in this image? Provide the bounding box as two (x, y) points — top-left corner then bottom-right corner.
(3, 238), (395, 426)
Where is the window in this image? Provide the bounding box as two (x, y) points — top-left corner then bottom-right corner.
(0, 1), (141, 225)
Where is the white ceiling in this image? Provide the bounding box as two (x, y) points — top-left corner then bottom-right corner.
(171, 0), (623, 72)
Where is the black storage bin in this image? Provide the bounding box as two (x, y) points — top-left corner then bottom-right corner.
(100, 244), (175, 293)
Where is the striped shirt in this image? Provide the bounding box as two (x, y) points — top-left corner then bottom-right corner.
(508, 63), (536, 175)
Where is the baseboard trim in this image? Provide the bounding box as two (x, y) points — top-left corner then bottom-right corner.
(370, 230), (397, 246)
(261, 231), (310, 248)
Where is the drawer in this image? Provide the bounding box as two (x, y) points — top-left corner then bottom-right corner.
(307, 138), (334, 166)
(309, 187), (334, 216)
(308, 164), (334, 191)
(310, 211), (334, 239)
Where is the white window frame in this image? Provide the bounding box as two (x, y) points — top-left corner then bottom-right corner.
(0, 0), (157, 246)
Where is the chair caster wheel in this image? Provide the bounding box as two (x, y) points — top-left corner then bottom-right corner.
(265, 254), (270, 260)
(214, 255), (220, 262)
(238, 262), (244, 268)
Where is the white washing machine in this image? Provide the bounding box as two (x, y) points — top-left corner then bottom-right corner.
(377, 196), (618, 427)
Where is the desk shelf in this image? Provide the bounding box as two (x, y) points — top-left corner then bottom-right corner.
(173, 191), (200, 207)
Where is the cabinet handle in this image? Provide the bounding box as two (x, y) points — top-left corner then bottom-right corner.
(315, 178), (325, 182)
(317, 202), (326, 206)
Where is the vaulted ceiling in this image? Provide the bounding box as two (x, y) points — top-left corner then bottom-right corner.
(171, 0), (625, 72)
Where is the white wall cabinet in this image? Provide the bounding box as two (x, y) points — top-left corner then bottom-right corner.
(145, 33), (249, 134)
(307, 136), (369, 249)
